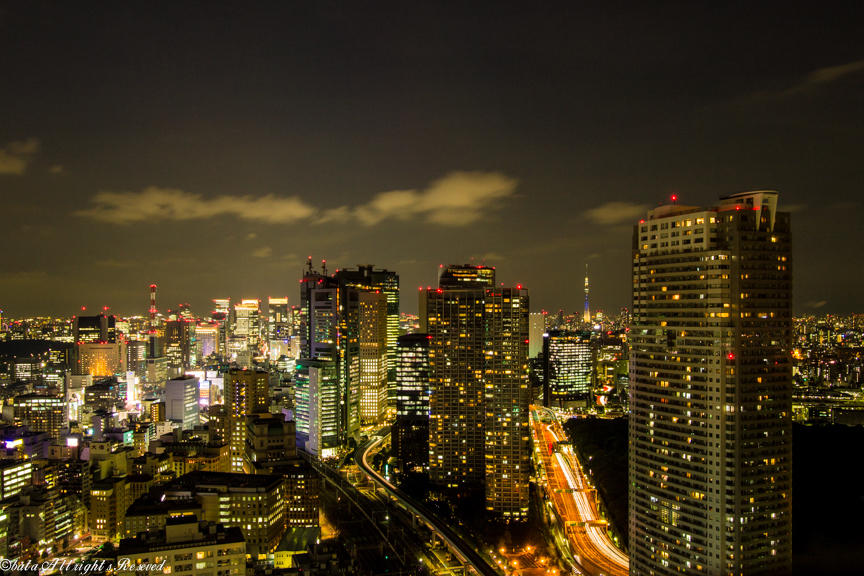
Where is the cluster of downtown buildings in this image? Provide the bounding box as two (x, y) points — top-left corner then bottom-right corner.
(0, 190), (801, 576)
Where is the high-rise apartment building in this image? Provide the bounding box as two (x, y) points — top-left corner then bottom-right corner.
(421, 265), (530, 517)
(542, 330), (592, 407)
(483, 287), (530, 518)
(629, 191), (792, 575)
(392, 333), (431, 470)
(422, 266), (491, 488)
(358, 291), (388, 424)
(224, 368), (269, 416)
(210, 369), (270, 472)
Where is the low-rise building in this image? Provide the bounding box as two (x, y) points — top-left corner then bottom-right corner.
(114, 519), (246, 576)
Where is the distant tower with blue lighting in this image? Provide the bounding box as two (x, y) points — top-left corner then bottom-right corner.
(583, 264), (590, 324)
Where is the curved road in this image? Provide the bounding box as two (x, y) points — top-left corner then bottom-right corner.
(355, 436), (499, 576)
(532, 406), (629, 576)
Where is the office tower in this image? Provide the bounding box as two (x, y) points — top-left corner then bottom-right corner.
(358, 291), (388, 424)
(161, 471), (286, 557)
(294, 359), (339, 459)
(392, 334), (431, 470)
(233, 299), (261, 350)
(165, 320), (195, 376)
(212, 298), (230, 356)
(247, 413), (297, 464)
(333, 265), (400, 405)
(13, 394), (67, 437)
(299, 261), (361, 447)
(213, 298), (231, 319)
(76, 341), (127, 377)
(126, 340), (148, 379)
(0, 460), (33, 500)
(421, 264), (531, 517)
(210, 368), (269, 472)
(629, 191), (792, 575)
(529, 311), (546, 358)
(279, 461), (320, 528)
(437, 264), (495, 287)
(165, 375), (200, 430)
(583, 264), (590, 324)
(483, 287), (530, 518)
(542, 330), (592, 407)
(195, 323), (219, 360)
(225, 368), (269, 416)
(178, 303), (193, 320)
(268, 297), (290, 339)
(73, 313), (116, 343)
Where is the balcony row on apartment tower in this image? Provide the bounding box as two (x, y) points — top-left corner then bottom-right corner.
(628, 191), (793, 576)
(420, 265), (530, 518)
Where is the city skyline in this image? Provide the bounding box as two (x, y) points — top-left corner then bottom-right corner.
(3, 3), (864, 317)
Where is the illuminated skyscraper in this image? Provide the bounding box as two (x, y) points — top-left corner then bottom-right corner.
(358, 291), (388, 424)
(542, 330), (592, 407)
(294, 358), (339, 459)
(195, 323), (219, 360)
(629, 191), (792, 575)
(299, 259), (361, 448)
(483, 286), (530, 518)
(212, 298), (230, 356)
(210, 368), (270, 472)
(421, 265), (530, 517)
(421, 266), (491, 489)
(333, 265), (400, 406)
(268, 297), (290, 340)
(233, 299), (261, 350)
(165, 319), (195, 376)
(165, 374), (200, 430)
(73, 313), (116, 343)
(392, 334), (431, 470)
(529, 311), (546, 358)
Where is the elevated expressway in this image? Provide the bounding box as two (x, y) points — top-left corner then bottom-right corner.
(355, 435), (500, 576)
(531, 406), (629, 576)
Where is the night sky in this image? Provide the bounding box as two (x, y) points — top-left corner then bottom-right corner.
(2, 2), (863, 318)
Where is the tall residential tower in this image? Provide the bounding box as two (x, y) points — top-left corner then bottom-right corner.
(629, 191), (792, 575)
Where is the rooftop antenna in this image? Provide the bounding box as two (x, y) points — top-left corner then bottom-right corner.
(321, 259), (328, 276)
(306, 256), (314, 275)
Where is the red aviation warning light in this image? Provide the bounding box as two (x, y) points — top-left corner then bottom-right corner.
(727, 353), (735, 360)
